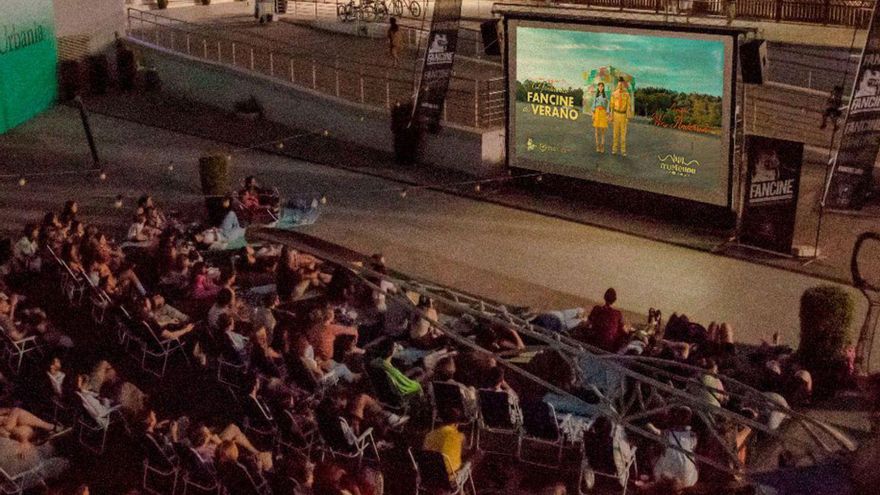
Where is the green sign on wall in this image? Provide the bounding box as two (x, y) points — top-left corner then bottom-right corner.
(0, 0), (58, 134)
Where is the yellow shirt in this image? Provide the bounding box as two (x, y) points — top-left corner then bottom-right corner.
(611, 89), (632, 116)
(422, 424), (464, 475)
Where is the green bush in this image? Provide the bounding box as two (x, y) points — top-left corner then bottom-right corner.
(157, 0), (168, 9)
(198, 154), (231, 197)
(799, 285), (855, 369)
(202, 0), (212, 5)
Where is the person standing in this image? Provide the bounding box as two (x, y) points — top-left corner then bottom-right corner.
(610, 77), (634, 157)
(591, 82), (609, 153)
(388, 17), (403, 68)
(586, 288), (626, 352)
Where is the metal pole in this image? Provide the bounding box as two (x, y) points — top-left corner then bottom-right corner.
(474, 79), (480, 127)
(360, 72), (365, 103)
(233, 43), (237, 66)
(335, 59), (340, 97)
(386, 80), (391, 108)
(290, 59), (295, 83)
(250, 48), (255, 70)
(443, 101), (447, 122)
(270, 52), (274, 77)
(203, 39), (208, 59)
(186, 34), (191, 55)
(312, 60), (317, 89)
(217, 41), (222, 62)
(170, 31), (175, 50)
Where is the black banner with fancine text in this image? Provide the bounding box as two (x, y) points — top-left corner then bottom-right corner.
(412, 0), (462, 132)
(740, 135), (804, 255)
(823, 2), (880, 209)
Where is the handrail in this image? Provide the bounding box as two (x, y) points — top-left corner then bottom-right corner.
(126, 7), (506, 128)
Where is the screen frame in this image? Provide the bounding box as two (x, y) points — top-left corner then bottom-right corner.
(503, 14), (742, 210)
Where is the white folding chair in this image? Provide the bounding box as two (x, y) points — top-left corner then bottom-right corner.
(0, 323), (41, 374)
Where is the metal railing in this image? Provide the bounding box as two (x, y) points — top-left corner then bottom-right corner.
(544, 0), (875, 27)
(125, 8), (505, 129)
(289, 0), (878, 27)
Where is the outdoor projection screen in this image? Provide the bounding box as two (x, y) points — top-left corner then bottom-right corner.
(508, 20), (735, 207)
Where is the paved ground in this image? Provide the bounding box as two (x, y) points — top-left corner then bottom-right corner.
(0, 102), (873, 365)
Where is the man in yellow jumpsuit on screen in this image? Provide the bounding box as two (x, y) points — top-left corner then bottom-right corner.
(610, 77), (634, 156)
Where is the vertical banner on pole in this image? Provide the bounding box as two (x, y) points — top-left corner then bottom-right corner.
(740, 135), (804, 255)
(412, 0), (463, 132)
(823, 2), (880, 210)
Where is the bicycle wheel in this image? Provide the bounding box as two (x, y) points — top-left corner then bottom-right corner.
(408, 0), (421, 17)
(359, 4), (377, 22)
(391, 0), (404, 16)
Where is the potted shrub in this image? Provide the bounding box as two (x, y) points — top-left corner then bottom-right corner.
(199, 154), (231, 223)
(234, 96), (264, 120)
(157, 0), (168, 9)
(202, 0), (212, 5)
(798, 285), (855, 398)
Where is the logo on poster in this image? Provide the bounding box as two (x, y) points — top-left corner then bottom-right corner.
(850, 70), (880, 113)
(0, 23), (48, 55)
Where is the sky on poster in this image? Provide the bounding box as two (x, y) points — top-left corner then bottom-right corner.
(516, 26), (724, 96)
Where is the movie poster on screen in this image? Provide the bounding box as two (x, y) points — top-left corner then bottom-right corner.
(413, 0), (462, 131)
(508, 22), (733, 207)
(740, 136), (804, 254)
(824, 3), (880, 210)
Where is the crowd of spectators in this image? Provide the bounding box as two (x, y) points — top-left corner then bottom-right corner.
(0, 178), (839, 494)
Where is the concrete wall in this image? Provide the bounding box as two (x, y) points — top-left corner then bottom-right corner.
(131, 38), (505, 176)
(54, 0), (126, 53)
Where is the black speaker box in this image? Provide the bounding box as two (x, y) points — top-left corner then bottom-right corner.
(740, 39), (768, 85)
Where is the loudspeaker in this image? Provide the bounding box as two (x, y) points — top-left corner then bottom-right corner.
(740, 39), (768, 85)
(481, 20), (501, 56)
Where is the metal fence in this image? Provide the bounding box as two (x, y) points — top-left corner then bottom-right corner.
(126, 8), (505, 129)
(550, 0), (875, 27)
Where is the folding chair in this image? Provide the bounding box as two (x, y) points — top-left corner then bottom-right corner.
(518, 400), (564, 468)
(278, 409), (319, 458)
(134, 320), (190, 378)
(320, 417), (380, 468)
(476, 389), (521, 457)
(179, 446), (221, 495)
(47, 247), (86, 307)
(142, 433), (180, 495)
(0, 324), (41, 375)
(430, 381), (476, 445)
(0, 464), (46, 495)
(217, 356), (249, 389)
(409, 448), (475, 495)
(75, 395), (125, 455)
(579, 425), (637, 495)
(79, 268), (112, 324)
(365, 360), (410, 413)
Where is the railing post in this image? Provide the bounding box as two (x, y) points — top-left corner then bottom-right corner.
(775, 0), (782, 21)
(360, 71), (365, 103)
(386, 80), (391, 109)
(232, 43), (237, 66)
(203, 39), (208, 59)
(170, 31), (175, 50)
(217, 41), (222, 62)
(474, 79), (480, 127)
(250, 48), (255, 70)
(290, 59), (295, 83)
(155, 25), (160, 46)
(270, 52), (275, 77)
(313, 60), (318, 89)
(335, 58), (340, 97)
(443, 101), (448, 122)
(186, 34), (191, 55)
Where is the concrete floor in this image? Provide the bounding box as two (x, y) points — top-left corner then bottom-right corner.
(0, 106), (871, 363)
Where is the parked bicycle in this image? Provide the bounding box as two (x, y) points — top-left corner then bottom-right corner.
(337, 0), (357, 22)
(389, 0), (421, 18)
